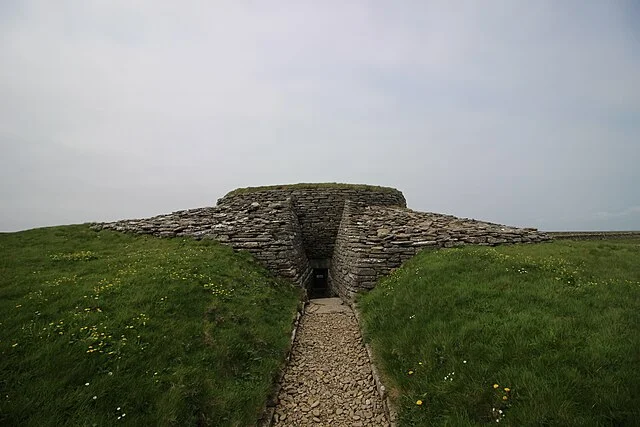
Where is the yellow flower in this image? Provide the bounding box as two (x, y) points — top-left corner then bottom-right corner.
(408, 370), (414, 375)
(504, 387), (510, 392)
(502, 396), (508, 401)
(493, 384), (499, 389)
(416, 400), (423, 406)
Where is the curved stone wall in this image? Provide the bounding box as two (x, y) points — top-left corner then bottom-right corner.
(94, 183), (551, 299)
(217, 185), (406, 262)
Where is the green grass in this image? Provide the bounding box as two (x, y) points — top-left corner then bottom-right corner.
(224, 182), (401, 197)
(0, 225), (301, 426)
(358, 239), (640, 426)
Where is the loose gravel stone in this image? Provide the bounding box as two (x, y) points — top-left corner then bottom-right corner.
(273, 299), (390, 427)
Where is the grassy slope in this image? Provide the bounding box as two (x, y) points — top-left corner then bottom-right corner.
(359, 239), (640, 426)
(0, 225), (301, 426)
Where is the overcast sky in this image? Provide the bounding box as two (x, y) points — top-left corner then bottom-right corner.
(1, 1), (639, 232)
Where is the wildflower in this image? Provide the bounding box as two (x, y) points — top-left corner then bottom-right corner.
(463, 360), (467, 364)
(502, 396), (508, 401)
(12, 343), (18, 348)
(93, 396), (97, 400)
(493, 384), (499, 389)
(408, 370), (414, 375)
(85, 383), (90, 386)
(504, 387), (510, 392)
(416, 400), (423, 406)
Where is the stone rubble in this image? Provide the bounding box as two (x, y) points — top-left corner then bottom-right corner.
(272, 299), (390, 427)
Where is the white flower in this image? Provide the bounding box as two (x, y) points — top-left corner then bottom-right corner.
(85, 383), (89, 386)
(93, 396), (97, 400)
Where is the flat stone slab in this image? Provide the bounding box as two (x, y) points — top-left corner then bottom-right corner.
(307, 297), (352, 314)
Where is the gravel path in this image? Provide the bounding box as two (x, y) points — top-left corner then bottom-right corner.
(272, 298), (390, 426)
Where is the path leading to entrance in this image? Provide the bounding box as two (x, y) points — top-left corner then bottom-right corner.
(272, 298), (391, 426)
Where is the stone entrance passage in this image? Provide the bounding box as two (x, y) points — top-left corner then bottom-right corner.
(309, 268), (329, 298)
(272, 298), (390, 427)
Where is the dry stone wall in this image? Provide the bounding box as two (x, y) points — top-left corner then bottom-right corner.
(95, 198), (312, 285)
(329, 202), (550, 300)
(94, 184), (551, 299)
(217, 187), (406, 263)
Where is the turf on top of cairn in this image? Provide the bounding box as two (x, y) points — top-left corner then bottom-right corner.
(224, 182), (401, 197)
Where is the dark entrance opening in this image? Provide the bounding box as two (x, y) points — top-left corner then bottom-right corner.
(309, 268), (329, 298)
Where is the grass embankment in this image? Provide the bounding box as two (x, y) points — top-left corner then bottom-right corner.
(359, 239), (640, 426)
(0, 225), (301, 426)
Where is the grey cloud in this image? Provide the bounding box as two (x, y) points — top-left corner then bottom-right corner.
(595, 206), (640, 219)
(1, 0), (639, 232)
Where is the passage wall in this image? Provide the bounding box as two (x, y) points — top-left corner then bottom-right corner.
(217, 186), (406, 263)
(329, 202), (550, 299)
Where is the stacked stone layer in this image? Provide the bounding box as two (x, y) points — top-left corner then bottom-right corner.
(328, 202), (549, 299)
(217, 187), (406, 262)
(95, 184), (550, 297)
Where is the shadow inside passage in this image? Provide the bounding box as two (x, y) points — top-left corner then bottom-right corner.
(308, 268), (330, 299)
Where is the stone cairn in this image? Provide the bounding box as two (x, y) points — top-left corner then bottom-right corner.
(94, 184), (551, 299)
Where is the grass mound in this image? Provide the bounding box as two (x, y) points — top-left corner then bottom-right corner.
(359, 239), (640, 426)
(0, 225), (301, 426)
